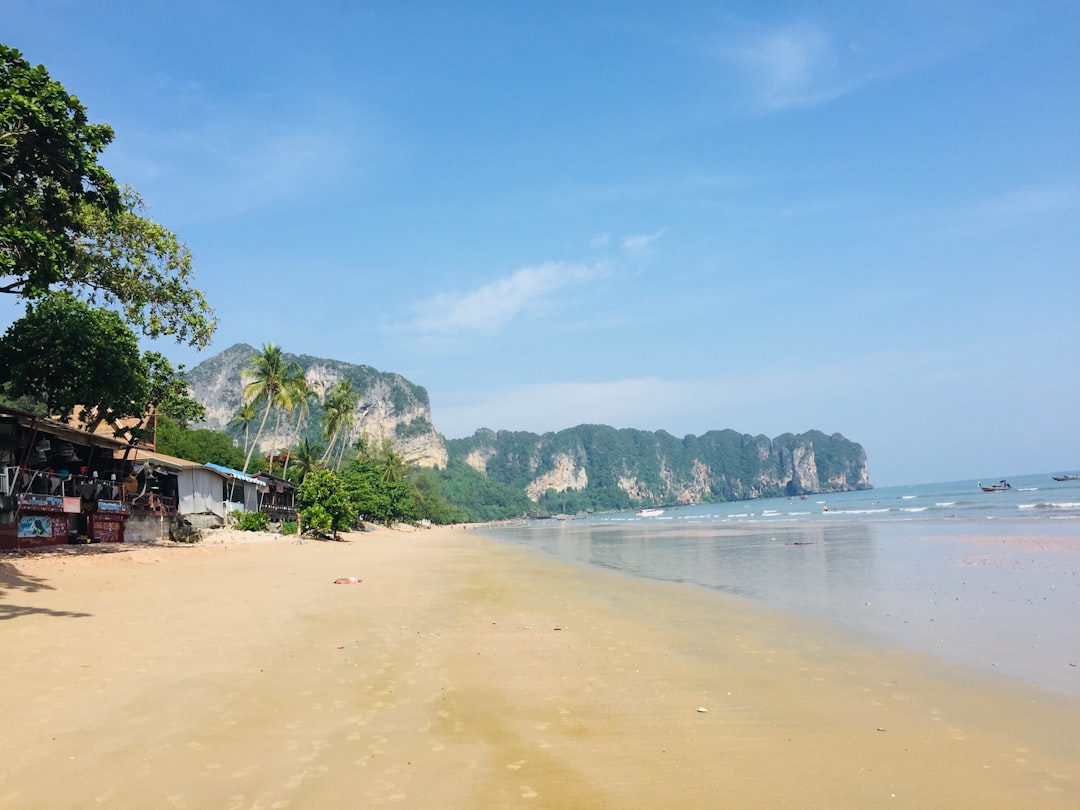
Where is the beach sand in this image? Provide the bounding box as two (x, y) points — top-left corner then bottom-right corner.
(1, 525), (1077, 809)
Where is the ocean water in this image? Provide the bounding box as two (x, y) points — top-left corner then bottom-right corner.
(472, 472), (1080, 698)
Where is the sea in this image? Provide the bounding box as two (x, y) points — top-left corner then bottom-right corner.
(471, 471), (1080, 698)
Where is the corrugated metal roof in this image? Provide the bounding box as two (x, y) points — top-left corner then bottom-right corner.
(204, 462), (262, 486)
(119, 447), (204, 470)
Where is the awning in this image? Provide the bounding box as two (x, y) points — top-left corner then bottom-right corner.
(204, 463), (263, 486)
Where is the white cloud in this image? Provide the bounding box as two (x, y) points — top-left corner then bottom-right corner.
(718, 20), (889, 112)
(621, 229), (666, 256)
(723, 22), (842, 110)
(406, 261), (601, 339)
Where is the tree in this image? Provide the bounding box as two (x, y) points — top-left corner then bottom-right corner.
(144, 351), (205, 428)
(229, 401), (258, 461)
(240, 342), (299, 473)
(0, 291), (147, 431)
(281, 370), (315, 479)
(297, 468), (356, 538)
(290, 436), (323, 484)
(1, 46), (215, 348)
(156, 415), (250, 470)
(65, 187), (216, 348)
(1, 44), (120, 296)
(319, 379), (358, 468)
(377, 438), (407, 485)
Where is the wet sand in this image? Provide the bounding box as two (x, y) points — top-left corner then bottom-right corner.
(1, 525), (1078, 809)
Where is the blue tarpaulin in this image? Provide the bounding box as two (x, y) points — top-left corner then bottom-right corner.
(204, 462), (262, 487)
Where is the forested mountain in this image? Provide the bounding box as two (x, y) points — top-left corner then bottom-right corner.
(185, 344), (447, 468)
(447, 426), (869, 513)
(183, 346), (870, 515)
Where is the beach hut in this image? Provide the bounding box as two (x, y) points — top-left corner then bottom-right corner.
(204, 463), (261, 515)
(0, 407), (133, 549)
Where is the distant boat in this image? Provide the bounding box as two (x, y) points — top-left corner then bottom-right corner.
(1051, 474), (1080, 482)
(978, 480), (1012, 492)
(637, 508), (664, 517)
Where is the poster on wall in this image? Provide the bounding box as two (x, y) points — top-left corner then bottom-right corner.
(18, 516), (53, 538)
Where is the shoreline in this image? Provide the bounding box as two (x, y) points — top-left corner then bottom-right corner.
(1, 525), (1078, 808)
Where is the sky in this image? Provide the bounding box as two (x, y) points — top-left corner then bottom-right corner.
(2, 1), (1078, 487)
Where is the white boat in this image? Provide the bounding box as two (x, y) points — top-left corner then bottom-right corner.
(637, 508), (664, 517)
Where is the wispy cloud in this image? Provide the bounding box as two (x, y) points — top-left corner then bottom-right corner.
(622, 229), (666, 256)
(405, 261), (603, 339)
(722, 21), (856, 112)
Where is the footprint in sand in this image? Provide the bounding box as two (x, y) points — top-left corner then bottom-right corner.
(506, 760), (526, 770)
(520, 786), (539, 799)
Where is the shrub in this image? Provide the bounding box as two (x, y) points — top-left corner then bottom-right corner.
(235, 511), (270, 532)
(280, 520), (298, 536)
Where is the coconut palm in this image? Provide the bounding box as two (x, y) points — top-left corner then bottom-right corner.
(378, 441), (408, 485)
(240, 343), (301, 473)
(229, 401), (258, 460)
(281, 371), (315, 479)
(291, 436), (323, 484)
(319, 379), (358, 468)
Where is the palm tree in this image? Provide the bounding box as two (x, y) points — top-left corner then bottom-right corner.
(378, 440), (408, 485)
(240, 343), (301, 473)
(292, 436), (323, 484)
(281, 371), (315, 479)
(229, 401), (258, 460)
(319, 379), (358, 468)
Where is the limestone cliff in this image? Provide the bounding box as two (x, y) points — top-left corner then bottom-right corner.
(185, 344), (447, 468)
(447, 426), (869, 510)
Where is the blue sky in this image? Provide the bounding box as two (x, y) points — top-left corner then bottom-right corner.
(3, 1), (1078, 486)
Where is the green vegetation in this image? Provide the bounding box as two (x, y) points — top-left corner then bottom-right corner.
(395, 416), (433, 440)
(156, 414), (260, 471)
(240, 342), (298, 472)
(446, 425), (869, 512)
(1, 45), (216, 348)
(429, 458), (532, 522)
(297, 468), (356, 537)
(232, 510), (270, 532)
(0, 292), (203, 440)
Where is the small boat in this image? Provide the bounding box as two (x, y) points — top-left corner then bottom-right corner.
(978, 480), (1011, 492)
(1051, 474), (1080, 482)
(637, 508), (664, 517)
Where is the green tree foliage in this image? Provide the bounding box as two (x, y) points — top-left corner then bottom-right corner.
(144, 351), (205, 428)
(155, 414), (255, 470)
(289, 436), (323, 485)
(445, 425), (869, 511)
(1, 44), (119, 295)
(1, 46), (216, 348)
(431, 458), (533, 522)
(0, 291), (147, 430)
(297, 468), (356, 537)
(320, 379), (358, 469)
(229, 400), (257, 461)
(240, 342), (299, 472)
(66, 187), (216, 348)
(340, 460), (413, 526)
(407, 467), (468, 524)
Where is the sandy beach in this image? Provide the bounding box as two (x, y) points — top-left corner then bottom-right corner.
(1, 525), (1078, 809)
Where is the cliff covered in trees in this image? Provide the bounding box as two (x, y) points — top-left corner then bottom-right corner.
(184, 346), (870, 515)
(185, 344), (447, 469)
(446, 426), (869, 513)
